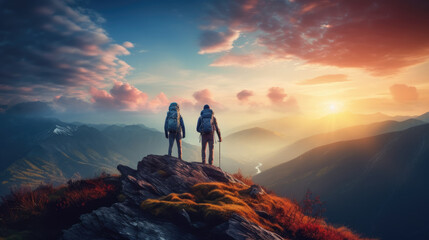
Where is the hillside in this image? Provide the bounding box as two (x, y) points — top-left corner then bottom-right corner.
(59, 155), (368, 240)
(223, 127), (286, 162)
(254, 123), (429, 240)
(0, 116), (246, 195)
(261, 118), (425, 169)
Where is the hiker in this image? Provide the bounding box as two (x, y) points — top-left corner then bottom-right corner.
(164, 102), (185, 159)
(196, 104), (221, 165)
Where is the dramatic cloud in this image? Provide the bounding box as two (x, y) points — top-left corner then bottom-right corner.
(203, 0), (429, 75)
(0, 0), (133, 103)
(192, 89), (223, 110)
(199, 29), (240, 54)
(389, 84), (419, 103)
(298, 74), (348, 85)
(267, 87), (299, 112)
(236, 90), (254, 102)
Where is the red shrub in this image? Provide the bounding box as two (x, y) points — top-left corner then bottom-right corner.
(232, 169), (254, 185)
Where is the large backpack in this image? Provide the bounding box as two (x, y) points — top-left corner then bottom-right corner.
(200, 109), (214, 134)
(167, 103), (180, 132)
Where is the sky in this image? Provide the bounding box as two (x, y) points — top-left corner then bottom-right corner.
(1, 0), (429, 136)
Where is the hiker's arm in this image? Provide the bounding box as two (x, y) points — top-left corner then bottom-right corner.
(181, 116), (185, 138)
(164, 115), (168, 138)
(196, 117), (201, 133)
(214, 117), (222, 141)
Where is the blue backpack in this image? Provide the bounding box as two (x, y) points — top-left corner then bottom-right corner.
(200, 109), (214, 134)
(167, 103), (180, 132)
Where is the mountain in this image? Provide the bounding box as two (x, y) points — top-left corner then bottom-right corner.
(417, 111), (429, 122)
(0, 116), (246, 195)
(222, 127), (286, 162)
(231, 112), (411, 144)
(261, 118), (426, 170)
(58, 155), (366, 240)
(254, 123), (429, 240)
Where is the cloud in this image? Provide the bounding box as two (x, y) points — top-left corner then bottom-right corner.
(53, 96), (92, 113)
(210, 53), (268, 67)
(236, 90), (254, 102)
(5, 101), (54, 116)
(267, 87), (299, 112)
(90, 81), (149, 111)
(389, 84), (419, 103)
(123, 41), (134, 48)
(267, 87), (287, 103)
(0, 0), (133, 102)
(192, 89), (223, 110)
(298, 74), (348, 85)
(203, 0), (429, 75)
(199, 29), (240, 54)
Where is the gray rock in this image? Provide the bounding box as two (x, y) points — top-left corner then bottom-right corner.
(212, 214), (284, 240)
(62, 155), (283, 240)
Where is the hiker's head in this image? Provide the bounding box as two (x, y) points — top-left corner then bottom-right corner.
(169, 102), (179, 110)
(204, 104), (210, 109)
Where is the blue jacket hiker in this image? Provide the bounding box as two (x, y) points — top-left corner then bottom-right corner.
(164, 102), (185, 160)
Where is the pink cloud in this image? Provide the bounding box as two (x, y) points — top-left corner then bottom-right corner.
(210, 53), (268, 67)
(236, 89), (254, 102)
(192, 89), (223, 110)
(204, 0), (429, 75)
(267, 87), (299, 112)
(90, 81), (151, 111)
(199, 29), (240, 54)
(389, 84), (419, 103)
(123, 41), (134, 48)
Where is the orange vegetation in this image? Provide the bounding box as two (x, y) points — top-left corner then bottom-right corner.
(140, 182), (372, 240)
(0, 175), (120, 239)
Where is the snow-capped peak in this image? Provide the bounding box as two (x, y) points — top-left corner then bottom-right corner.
(53, 125), (74, 136)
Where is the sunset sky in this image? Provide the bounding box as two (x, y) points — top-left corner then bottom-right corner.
(1, 0), (429, 133)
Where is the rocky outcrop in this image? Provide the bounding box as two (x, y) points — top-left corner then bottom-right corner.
(62, 155), (283, 240)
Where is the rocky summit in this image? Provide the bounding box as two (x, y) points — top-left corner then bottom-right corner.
(62, 155), (282, 240)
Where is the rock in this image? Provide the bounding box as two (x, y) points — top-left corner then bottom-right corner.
(62, 155), (283, 240)
(248, 184), (266, 198)
(212, 214), (284, 240)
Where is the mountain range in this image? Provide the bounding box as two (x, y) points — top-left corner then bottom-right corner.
(222, 127), (286, 163)
(254, 123), (429, 240)
(0, 115), (246, 195)
(261, 118), (426, 170)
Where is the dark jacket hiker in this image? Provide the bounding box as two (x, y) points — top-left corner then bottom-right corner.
(164, 102), (185, 159)
(196, 104), (221, 165)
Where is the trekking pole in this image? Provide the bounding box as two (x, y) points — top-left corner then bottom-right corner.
(219, 140), (221, 169)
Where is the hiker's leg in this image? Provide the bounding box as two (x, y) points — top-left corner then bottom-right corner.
(208, 137), (214, 165)
(201, 135), (208, 164)
(168, 132), (174, 156)
(176, 134), (182, 160)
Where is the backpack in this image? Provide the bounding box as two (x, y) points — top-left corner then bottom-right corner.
(167, 103), (180, 132)
(200, 109), (214, 134)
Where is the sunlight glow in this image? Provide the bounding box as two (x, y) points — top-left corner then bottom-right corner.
(327, 101), (343, 113)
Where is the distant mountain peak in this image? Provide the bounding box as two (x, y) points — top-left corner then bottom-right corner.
(53, 124), (75, 136)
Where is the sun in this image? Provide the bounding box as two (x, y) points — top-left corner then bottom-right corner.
(326, 101), (343, 113)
